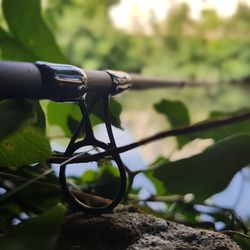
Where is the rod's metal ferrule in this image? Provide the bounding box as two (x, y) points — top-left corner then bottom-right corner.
(105, 70), (132, 95)
(35, 61), (88, 102)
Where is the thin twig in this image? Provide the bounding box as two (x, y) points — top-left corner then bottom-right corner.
(221, 230), (250, 239)
(0, 169), (53, 204)
(48, 111), (250, 164)
(129, 194), (185, 203)
(0, 171), (113, 208)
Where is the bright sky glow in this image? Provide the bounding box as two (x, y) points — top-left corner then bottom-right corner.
(110, 0), (171, 33)
(110, 0), (250, 32)
(177, 0), (239, 19)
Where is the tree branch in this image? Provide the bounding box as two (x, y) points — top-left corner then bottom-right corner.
(221, 230), (250, 239)
(48, 111), (250, 164)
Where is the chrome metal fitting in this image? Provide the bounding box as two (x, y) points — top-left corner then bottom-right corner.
(105, 70), (132, 95)
(35, 61), (88, 102)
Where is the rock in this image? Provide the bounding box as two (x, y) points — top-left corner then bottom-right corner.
(56, 209), (241, 250)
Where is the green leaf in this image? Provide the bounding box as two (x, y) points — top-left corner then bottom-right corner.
(233, 235), (250, 250)
(33, 101), (46, 130)
(153, 135), (250, 201)
(168, 202), (201, 224)
(144, 157), (167, 195)
(0, 165), (61, 226)
(0, 203), (22, 228)
(145, 170), (166, 195)
(0, 100), (34, 141)
(154, 101), (250, 148)
(76, 161), (120, 200)
(109, 97), (123, 128)
(0, 100), (51, 167)
(80, 170), (98, 184)
(154, 99), (192, 148)
(198, 109), (250, 142)
(0, 27), (36, 61)
(2, 0), (66, 62)
(47, 102), (81, 137)
(0, 205), (66, 250)
(47, 97), (123, 138)
(154, 99), (190, 128)
(88, 96), (123, 129)
(0, 126), (52, 167)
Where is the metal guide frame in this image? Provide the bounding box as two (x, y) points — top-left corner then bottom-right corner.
(58, 93), (127, 213)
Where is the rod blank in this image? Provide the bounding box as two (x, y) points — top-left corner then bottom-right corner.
(130, 73), (204, 90)
(0, 60), (205, 102)
(0, 61), (42, 99)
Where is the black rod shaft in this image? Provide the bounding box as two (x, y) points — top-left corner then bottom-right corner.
(130, 73), (205, 90)
(0, 61), (42, 99)
(0, 60), (206, 102)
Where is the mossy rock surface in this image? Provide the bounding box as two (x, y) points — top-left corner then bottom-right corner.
(56, 208), (241, 250)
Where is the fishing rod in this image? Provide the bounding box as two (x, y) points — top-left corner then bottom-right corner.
(0, 60), (203, 214)
(0, 61), (203, 100)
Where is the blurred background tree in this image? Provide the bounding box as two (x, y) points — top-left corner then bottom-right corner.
(0, 0), (250, 249)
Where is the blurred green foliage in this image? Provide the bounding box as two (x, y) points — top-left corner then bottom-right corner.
(42, 1), (250, 82)
(0, 0), (250, 249)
